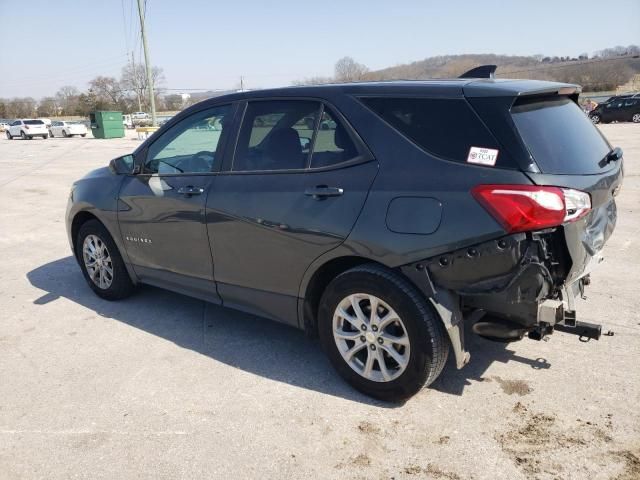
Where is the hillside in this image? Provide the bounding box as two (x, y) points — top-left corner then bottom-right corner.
(363, 50), (640, 92)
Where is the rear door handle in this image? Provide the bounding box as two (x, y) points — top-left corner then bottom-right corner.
(177, 186), (204, 196)
(304, 186), (344, 199)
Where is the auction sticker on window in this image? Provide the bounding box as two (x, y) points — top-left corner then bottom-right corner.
(467, 146), (499, 166)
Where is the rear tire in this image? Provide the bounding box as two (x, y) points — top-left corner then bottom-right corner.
(318, 264), (449, 401)
(81, 133), (86, 137)
(633, 113), (640, 123)
(76, 219), (135, 300)
(43, 134), (48, 139)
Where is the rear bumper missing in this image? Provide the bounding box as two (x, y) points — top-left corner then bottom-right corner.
(400, 230), (606, 365)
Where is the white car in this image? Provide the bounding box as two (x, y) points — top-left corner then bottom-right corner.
(49, 120), (88, 138)
(132, 111), (149, 119)
(123, 114), (134, 129)
(0, 122), (10, 132)
(6, 119), (49, 140)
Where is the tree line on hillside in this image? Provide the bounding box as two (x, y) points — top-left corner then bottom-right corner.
(0, 62), (193, 119)
(2, 44), (638, 119)
(297, 44), (640, 92)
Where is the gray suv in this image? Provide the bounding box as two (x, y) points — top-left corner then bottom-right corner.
(67, 76), (622, 400)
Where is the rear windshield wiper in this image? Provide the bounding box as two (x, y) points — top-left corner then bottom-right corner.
(599, 147), (623, 167)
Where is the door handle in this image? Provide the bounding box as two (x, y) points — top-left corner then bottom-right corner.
(177, 186), (204, 196)
(304, 186), (344, 199)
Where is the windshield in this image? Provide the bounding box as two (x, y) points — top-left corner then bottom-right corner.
(511, 97), (611, 175)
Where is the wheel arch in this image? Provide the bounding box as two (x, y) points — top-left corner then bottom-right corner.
(70, 211), (102, 258)
(70, 208), (139, 284)
(299, 255), (392, 335)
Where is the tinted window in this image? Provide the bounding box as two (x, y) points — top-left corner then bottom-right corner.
(145, 105), (231, 174)
(233, 100), (319, 171)
(24, 120), (44, 125)
(310, 109), (359, 168)
(361, 97), (501, 164)
(511, 97), (610, 175)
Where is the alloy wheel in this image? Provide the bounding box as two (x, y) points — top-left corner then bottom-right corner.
(633, 113), (640, 123)
(332, 293), (410, 382)
(82, 234), (114, 289)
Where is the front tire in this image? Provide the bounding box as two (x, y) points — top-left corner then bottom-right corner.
(63, 130), (69, 138)
(318, 264), (449, 401)
(43, 134), (48, 139)
(81, 133), (86, 137)
(20, 131), (27, 139)
(590, 114), (600, 124)
(76, 219), (135, 300)
(6, 132), (11, 140)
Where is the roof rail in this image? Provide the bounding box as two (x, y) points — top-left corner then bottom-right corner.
(459, 65), (497, 79)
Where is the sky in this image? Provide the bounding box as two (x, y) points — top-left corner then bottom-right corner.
(0, 0), (638, 98)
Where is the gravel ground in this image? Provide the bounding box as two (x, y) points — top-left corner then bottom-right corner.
(0, 125), (638, 480)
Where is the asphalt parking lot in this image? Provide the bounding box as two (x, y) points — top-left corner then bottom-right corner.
(0, 125), (638, 480)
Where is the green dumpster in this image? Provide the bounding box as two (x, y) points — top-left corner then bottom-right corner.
(90, 111), (125, 139)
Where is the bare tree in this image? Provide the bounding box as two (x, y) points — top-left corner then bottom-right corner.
(56, 86), (80, 115)
(120, 63), (165, 111)
(162, 94), (185, 111)
(88, 76), (126, 109)
(36, 97), (59, 117)
(5, 98), (37, 118)
(334, 57), (369, 82)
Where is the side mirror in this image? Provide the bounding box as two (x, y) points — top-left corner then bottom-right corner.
(299, 136), (311, 151)
(109, 154), (135, 174)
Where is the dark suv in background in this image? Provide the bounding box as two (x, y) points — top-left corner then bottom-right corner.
(67, 76), (622, 400)
(590, 96), (640, 123)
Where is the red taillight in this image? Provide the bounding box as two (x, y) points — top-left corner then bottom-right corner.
(472, 184), (591, 233)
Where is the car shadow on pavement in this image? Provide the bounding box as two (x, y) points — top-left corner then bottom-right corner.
(27, 257), (393, 406)
(432, 324), (551, 396)
(27, 256), (552, 402)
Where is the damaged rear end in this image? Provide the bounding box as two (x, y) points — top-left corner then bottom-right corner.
(409, 81), (623, 359)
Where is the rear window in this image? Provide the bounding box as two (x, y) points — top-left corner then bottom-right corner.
(24, 120), (44, 125)
(511, 97), (610, 175)
(360, 97), (511, 167)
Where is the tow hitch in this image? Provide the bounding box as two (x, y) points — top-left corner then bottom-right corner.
(529, 299), (613, 342)
(554, 320), (603, 341)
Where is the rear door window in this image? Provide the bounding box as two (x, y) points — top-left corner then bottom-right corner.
(511, 97), (611, 175)
(360, 97), (508, 167)
(233, 100), (320, 171)
(310, 109), (359, 168)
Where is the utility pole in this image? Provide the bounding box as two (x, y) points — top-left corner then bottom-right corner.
(240, 76), (244, 91)
(130, 51), (142, 112)
(136, 0), (156, 126)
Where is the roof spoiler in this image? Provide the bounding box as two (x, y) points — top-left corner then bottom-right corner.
(459, 65), (497, 79)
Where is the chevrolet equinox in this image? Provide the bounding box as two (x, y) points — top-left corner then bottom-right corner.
(66, 72), (622, 400)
